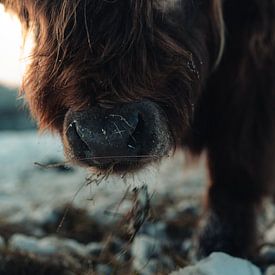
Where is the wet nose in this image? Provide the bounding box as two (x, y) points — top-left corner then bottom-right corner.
(64, 103), (147, 166)
(64, 100), (171, 168)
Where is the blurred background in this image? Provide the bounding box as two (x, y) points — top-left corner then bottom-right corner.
(0, 5), (34, 130)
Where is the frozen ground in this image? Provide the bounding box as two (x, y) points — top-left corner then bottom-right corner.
(0, 131), (274, 274)
(0, 131), (205, 223)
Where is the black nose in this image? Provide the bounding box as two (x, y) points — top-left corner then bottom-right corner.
(64, 101), (171, 168)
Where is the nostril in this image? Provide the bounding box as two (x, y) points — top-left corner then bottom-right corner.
(73, 122), (91, 149)
(65, 111), (143, 163)
(127, 113), (144, 152)
(66, 121), (91, 158)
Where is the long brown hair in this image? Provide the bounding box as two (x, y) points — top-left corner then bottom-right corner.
(2, 0), (225, 141)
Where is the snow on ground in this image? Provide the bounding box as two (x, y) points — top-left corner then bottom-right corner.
(171, 253), (261, 275)
(0, 131), (274, 274)
(0, 130), (206, 225)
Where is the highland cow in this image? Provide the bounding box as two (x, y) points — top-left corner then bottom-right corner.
(1, 0), (275, 260)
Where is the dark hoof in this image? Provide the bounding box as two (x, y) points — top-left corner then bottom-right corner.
(196, 212), (257, 260)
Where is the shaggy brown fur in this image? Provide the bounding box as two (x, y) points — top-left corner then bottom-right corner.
(1, 0), (275, 259)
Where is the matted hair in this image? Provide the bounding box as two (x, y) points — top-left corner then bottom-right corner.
(1, 0), (225, 135)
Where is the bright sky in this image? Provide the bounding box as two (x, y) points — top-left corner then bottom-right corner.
(0, 4), (32, 88)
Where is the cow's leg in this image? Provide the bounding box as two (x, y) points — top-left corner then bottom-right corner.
(195, 89), (275, 260)
(193, 0), (275, 259)
(197, 146), (265, 259)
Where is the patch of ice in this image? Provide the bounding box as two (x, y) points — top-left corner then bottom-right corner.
(170, 252), (261, 275)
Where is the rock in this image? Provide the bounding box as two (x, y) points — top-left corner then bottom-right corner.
(170, 252), (261, 275)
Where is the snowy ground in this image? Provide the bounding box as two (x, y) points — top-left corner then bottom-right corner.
(0, 131), (275, 274)
(0, 131), (206, 223)
(0, 131), (205, 274)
